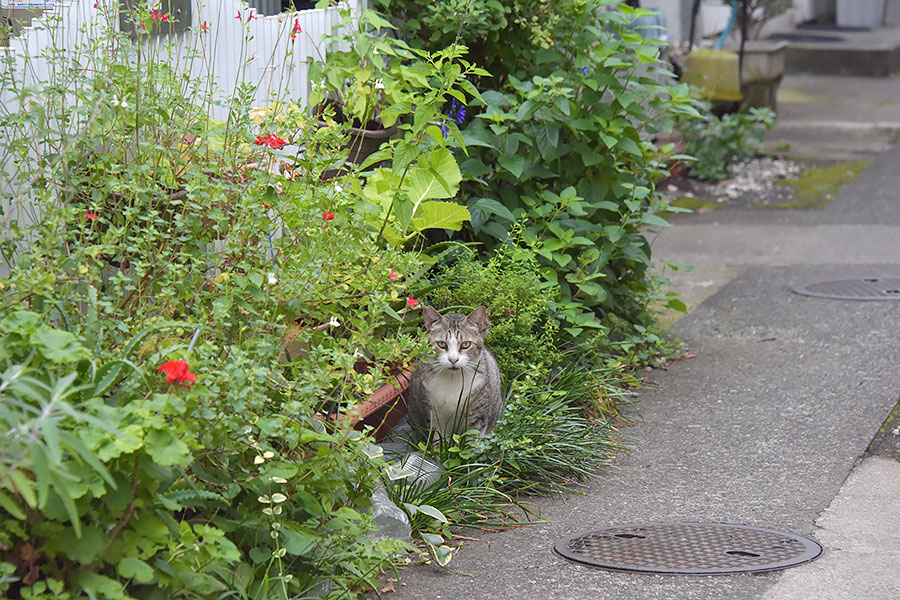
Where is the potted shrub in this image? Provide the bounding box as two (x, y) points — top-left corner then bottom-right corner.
(308, 9), (408, 171)
(723, 0), (791, 110)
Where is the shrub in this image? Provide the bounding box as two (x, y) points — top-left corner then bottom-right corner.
(422, 240), (560, 382)
(0, 3), (480, 597)
(678, 103), (775, 181)
(377, 0), (698, 357)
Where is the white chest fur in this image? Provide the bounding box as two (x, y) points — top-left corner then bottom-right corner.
(422, 365), (483, 440)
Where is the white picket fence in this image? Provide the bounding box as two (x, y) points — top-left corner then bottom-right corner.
(0, 0), (362, 278)
(1, 0), (360, 114)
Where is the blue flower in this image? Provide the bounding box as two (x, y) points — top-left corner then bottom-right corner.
(448, 99), (466, 126)
(578, 66), (589, 76)
(441, 121), (449, 139)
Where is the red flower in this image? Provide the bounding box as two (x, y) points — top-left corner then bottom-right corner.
(254, 133), (287, 149)
(322, 211), (335, 221)
(266, 134), (287, 149)
(406, 294), (419, 308)
(235, 10), (242, 20)
(158, 360), (197, 388)
(291, 18), (302, 40)
(248, 10), (258, 20)
(85, 211), (98, 220)
(389, 269), (399, 280)
(150, 9), (168, 22)
(200, 21), (209, 32)
(263, 203), (270, 211)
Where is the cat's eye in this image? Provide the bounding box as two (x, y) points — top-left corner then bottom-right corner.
(435, 341), (447, 349)
(460, 341), (471, 349)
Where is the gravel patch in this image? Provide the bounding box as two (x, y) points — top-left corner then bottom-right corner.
(664, 156), (809, 210)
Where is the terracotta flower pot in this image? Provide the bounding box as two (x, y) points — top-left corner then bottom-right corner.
(348, 370), (412, 442)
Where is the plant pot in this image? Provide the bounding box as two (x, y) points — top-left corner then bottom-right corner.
(836, 0), (885, 28)
(729, 40), (788, 111)
(319, 120), (397, 179)
(348, 370), (412, 442)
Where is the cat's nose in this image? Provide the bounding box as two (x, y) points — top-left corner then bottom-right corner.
(448, 355), (459, 364)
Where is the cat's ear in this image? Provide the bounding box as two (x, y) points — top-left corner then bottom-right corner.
(466, 306), (490, 336)
(421, 306), (444, 331)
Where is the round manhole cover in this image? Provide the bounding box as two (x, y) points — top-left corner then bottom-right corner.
(793, 277), (900, 300)
(553, 523), (822, 575)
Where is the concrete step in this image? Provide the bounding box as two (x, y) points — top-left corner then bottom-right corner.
(770, 25), (900, 77)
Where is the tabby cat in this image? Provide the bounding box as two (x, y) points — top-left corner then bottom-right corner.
(406, 305), (503, 442)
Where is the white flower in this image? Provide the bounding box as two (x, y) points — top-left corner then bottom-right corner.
(374, 79), (384, 90)
(373, 46), (379, 55)
(267, 272), (277, 285)
(329, 316), (340, 328)
(334, 183), (343, 193)
(111, 94), (127, 109)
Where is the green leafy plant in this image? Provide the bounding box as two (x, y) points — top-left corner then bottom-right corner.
(422, 239), (560, 382)
(678, 103), (775, 181)
(0, 2), (483, 597)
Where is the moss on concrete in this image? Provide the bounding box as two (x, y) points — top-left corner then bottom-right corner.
(668, 196), (720, 212)
(767, 160), (871, 210)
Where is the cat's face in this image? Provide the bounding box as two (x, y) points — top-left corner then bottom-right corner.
(421, 306), (489, 371)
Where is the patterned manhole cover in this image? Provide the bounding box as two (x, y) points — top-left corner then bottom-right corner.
(553, 523), (822, 575)
(793, 277), (900, 300)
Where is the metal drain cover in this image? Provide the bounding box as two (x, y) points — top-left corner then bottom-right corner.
(793, 277), (900, 300)
(553, 523), (822, 575)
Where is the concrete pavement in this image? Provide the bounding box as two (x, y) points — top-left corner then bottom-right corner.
(387, 74), (900, 599)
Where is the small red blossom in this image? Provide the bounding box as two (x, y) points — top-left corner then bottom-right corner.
(266, 134), (287, 149)
(406, 294), (419, 308)
(85, 211), (98, 220)
(248, 10), (258, 20)
(150, 9), (168, 22)
(322, 211), (335, 221)
(93, 1), (99, 8)
(291, 18), (302, 40)
(235, 10), (242, 20)
(389, 269), (399, 280)
(200, 21), (209, 32)
(254, 133), (287, 149)
(157, 360), (197, 389)
(263, 203), (270, 211)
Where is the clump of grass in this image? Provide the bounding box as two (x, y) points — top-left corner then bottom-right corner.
(770, 160), (870, 209)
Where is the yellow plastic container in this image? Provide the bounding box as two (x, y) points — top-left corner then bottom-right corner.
(684, 49), (743, 101)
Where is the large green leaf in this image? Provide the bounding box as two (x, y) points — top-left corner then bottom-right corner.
(144, 429), (191, 467)
(403, 148), (462, 206)
(412, 202), (471, 232)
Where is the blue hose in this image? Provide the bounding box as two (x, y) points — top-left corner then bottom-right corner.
(715, 0), (739, 50)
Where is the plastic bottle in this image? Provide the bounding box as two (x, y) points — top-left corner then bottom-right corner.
(369, 487), (411, 541)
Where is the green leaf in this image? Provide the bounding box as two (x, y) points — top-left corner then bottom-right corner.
(117, 557), (155, 583)
(282, 527), (317, 556)
(469, 197), (516, 222)
(404, 148), (462, 206)
(412, 202), (471, 232)
(0, 490), (25, 519)
(144, 429), (191, 467)
(414, 504), (448, 523)
(497, 155), (525, 179)
(533, 122), (560, 159)
(30, 329), (88, 363)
